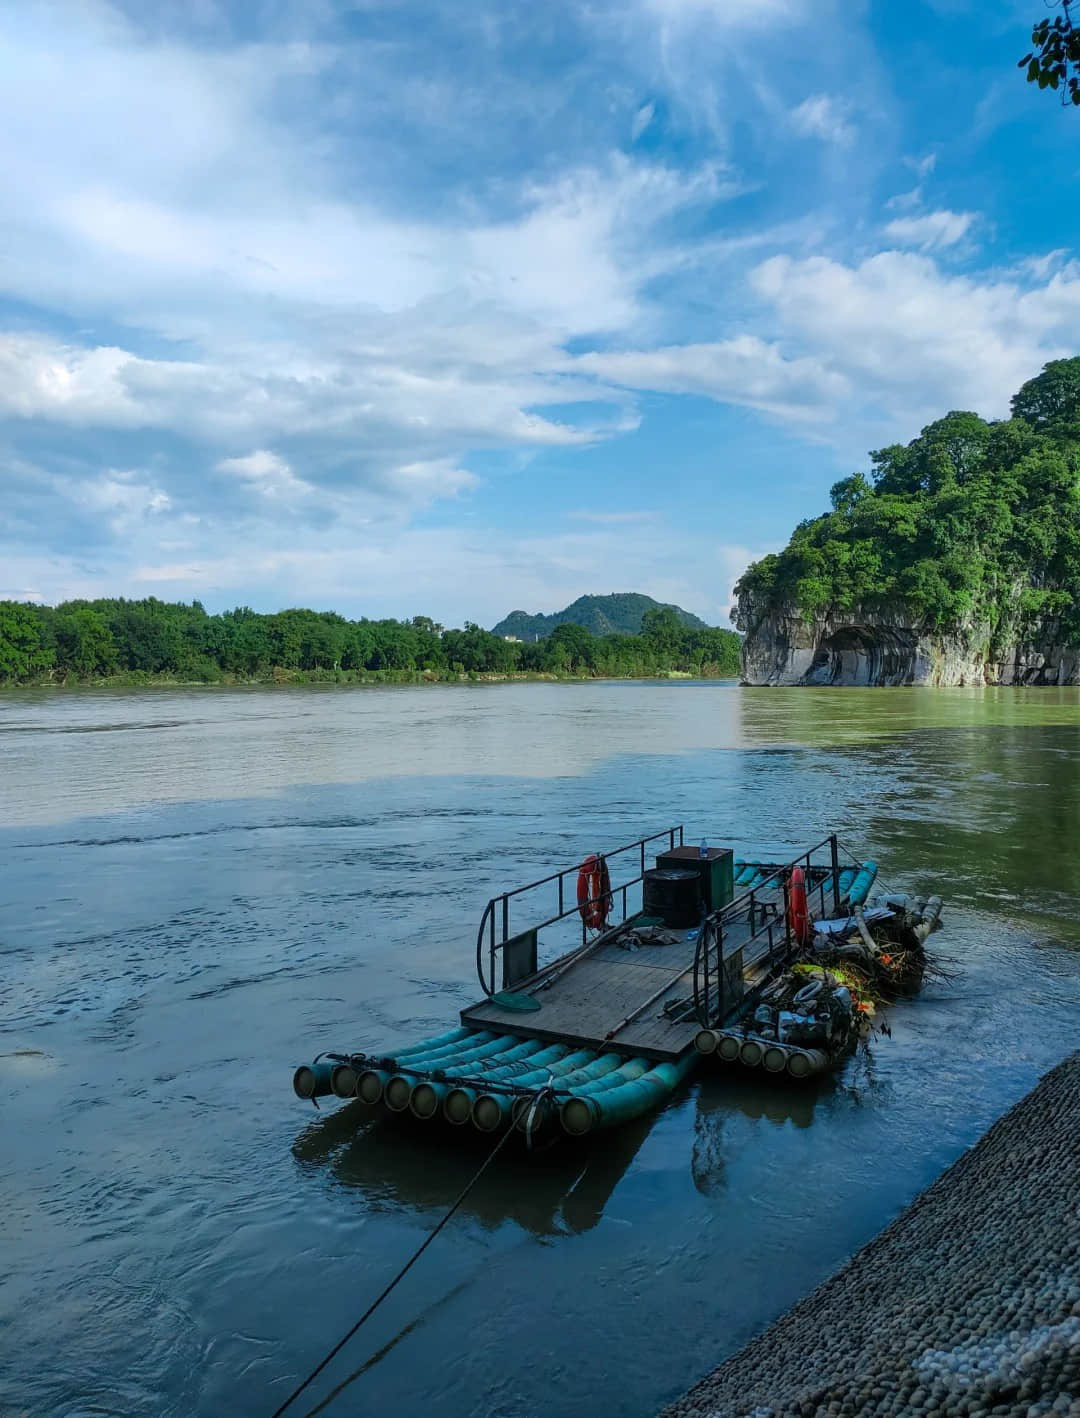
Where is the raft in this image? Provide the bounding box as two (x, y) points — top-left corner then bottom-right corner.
(292, 828), (943, 1144)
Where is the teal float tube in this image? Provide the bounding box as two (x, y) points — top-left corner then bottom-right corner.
(470, 1048), (623, 1130)
(389, 1037), (544, 1112)
(356, 1066), (393, 1104)
(387, 1026), (476, 1061)
(567, 1057), (651, 1100)
(293, 1060), (336, 1100)
(560, 1054), (697, 1136)
(382, 1031), (500, 1071)
(408, 1078), (450, 1119)
(838, 867), (858, 896)
(545, 1052), (624, 1092)
(444, 1047), (594, 1125)
(460, 1041), (567, 1084)
(847, 860), (879, 907)
(509, 1048), (597, 1090)
(389, 1032), (516, 1075)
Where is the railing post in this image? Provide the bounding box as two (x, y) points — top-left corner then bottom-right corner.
(501, 895), (509, 946)
(558, 872), (564, 917)
(717, 918), (724, 1022)
(489, 909), (496, 992)
(830, 834), (841, 915)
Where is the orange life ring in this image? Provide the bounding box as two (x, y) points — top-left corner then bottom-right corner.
(787, 866), (811, 946)
(577, 854), (611, 930)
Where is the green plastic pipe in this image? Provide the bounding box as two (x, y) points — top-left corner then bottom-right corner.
(472, 1052), (624, 1134)
(560, 1054), (696, 1136)
(330, 1061), (359, 1098)
(356, 1067), (392, 1104)
(387, 1033), (520, 1080)
(293, 1060), (335, 1100)
(390, 1038), (546, 1114)
(387, 1026), (476, 1061)
(567, 1057), (651, 1101)
(408, 1078), (449, 1119)
(383, 1031), (501, 1072)
(445, 1046), (593, 1126)
(847, 861), (879, 907)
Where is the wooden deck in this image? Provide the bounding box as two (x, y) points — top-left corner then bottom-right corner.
(461, 891), (786, 1062)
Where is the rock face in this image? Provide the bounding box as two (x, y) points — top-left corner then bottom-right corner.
(662, 1051), (1080, 1418)
(737, 601), (1080, 687)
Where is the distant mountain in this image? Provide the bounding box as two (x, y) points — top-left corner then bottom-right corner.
(491, 593), (710, 641)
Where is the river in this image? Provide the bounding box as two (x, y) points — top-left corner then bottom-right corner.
(2, 681), (1079, 1418)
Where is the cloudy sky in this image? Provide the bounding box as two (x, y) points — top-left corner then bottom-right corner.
(3, 0), (1079, 627)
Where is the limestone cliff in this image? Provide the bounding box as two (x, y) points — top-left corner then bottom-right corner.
(736, 597), (1080, 687)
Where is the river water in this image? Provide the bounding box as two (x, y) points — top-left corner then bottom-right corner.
(2, 682), (1079, 1418)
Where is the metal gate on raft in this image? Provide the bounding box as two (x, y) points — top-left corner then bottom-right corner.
(474, 826), (685, 996)
(691, 833), (844, 1028)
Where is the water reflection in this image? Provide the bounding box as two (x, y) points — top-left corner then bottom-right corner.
(691, 1071), (834, 1196)
(293, 1105), (656, 1237)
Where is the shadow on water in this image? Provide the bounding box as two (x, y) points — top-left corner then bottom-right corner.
(691, 1070), (835, 1196)
(292, 1068), (839, 1234)
(292, 1100), (659, 1237)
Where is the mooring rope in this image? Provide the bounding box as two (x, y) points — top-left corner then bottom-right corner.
(269, 1088), (555, 1418)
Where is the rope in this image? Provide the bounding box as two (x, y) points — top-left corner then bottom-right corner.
(268, 1090), (551, 1418)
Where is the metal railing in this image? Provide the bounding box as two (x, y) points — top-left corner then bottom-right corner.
(475, 825), (685, 996)
(692, 834), (842, 1027)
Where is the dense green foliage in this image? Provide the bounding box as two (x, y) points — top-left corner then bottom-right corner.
(0, 600), (741, 685)
(734, 359), (1080, 652)
(491, 592), (708, 641)
(1020, 2), (1080, 105)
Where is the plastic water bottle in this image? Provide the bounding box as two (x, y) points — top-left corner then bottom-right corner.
(699, 838), (708, 859)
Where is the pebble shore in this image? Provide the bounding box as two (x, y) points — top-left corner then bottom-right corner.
(663, 1052), (1080, 1418)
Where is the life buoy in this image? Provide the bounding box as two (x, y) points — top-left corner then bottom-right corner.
(787, 866), (811, 946)
(577, 854), (612, 930)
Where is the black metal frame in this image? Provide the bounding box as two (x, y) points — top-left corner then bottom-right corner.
(475, 825), (684, 996)
(692, 833), (842, 1028)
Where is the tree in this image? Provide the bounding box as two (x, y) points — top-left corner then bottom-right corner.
(54, 608), (118, 677)
(1010, 357), (1080, 433)
(641, 606), (684, 658)
(1019, 2), (1080, 106)
(733, 357), (1080, 642)
(0, 602), (54, 680)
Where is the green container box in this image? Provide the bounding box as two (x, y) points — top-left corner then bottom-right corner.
(654, 846), (734, 912)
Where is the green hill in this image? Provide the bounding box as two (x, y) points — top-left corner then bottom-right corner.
(734, 357), (1080, 686)
(491, 593), (709, 641)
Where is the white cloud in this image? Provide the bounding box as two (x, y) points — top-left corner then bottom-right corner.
(790, 94), (855, 146)
(217, 450), (312, 501)
(883, 209), (976, 251)
(750, 250), (1080, 427)
(631, 100), (656, 141)
(578, 337), (849, 422)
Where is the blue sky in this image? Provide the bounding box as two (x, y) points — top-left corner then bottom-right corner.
(2, 0), (1079, 628)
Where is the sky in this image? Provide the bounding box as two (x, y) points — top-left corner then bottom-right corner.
(2, 0), (1079, 629)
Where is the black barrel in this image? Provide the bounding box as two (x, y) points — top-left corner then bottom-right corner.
(642, 868), (702, 928)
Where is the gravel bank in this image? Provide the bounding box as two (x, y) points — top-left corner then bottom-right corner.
(664, 1052), (1080, 1418)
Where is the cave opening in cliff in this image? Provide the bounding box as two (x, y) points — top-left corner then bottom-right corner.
(805, 627), (917, 686)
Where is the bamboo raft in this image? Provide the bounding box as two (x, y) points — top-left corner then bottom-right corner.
(293, 828), (943, 1145)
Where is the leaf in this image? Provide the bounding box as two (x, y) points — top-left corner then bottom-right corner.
(1019, 52), (1033, 67)
(1029, 57), (1041, 81)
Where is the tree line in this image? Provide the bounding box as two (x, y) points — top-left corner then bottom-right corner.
(734, 358), (1080, 652)
(0, 599), (741, 685)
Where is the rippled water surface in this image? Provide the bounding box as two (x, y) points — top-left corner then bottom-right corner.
(2, 682), (1079, 1418)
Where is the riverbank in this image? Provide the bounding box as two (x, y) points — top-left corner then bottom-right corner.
(664, 1051), (1080, 1418)
(0, 667), (726, 691)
